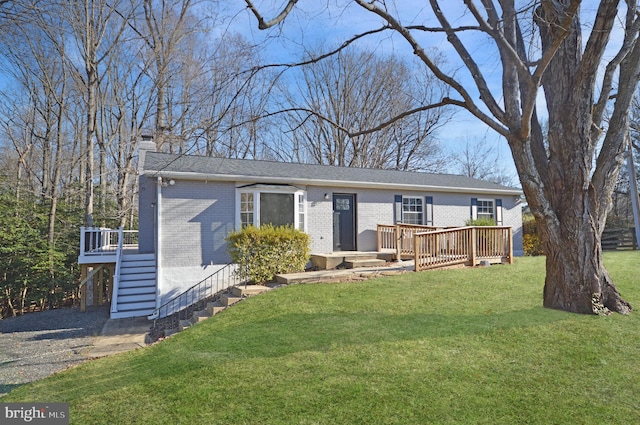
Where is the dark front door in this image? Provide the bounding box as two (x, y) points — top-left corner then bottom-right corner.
(333, 194), (356, 251)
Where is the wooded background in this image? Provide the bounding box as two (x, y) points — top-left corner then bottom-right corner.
(1, 0), (639, 317)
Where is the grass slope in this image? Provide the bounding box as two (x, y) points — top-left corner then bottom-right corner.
(3, 253), (640, 424)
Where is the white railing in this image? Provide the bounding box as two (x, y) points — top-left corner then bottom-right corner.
(110, 228), (125, 314)
(79, 227), (138, 262)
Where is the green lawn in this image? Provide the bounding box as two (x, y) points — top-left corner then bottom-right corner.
(3, 253), (640, 424)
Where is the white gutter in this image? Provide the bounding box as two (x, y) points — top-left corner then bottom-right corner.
(147, 171), (523, 196)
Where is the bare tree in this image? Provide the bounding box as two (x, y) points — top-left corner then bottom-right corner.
(245, 1), (640, 315)
(279, 47), (450, 171)
(136, 0), (194, 152)
(185, 33), (277, 159)
(64, 0), (133, 226)
(453, 140), (517, 187)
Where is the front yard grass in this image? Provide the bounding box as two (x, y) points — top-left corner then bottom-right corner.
(3, 252), (640, 424)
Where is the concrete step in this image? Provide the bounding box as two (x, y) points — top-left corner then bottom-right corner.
(164, 327), (179, 337)
(192, 310), (211, 323)
(231, 285), (271, 297)
(179, 320), (192, 331)
(344, 259), (387, 269)
(221, 294), (242, 307)
(207, 301), (226, 316)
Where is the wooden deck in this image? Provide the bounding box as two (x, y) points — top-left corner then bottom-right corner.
(378, 224), (513, 271)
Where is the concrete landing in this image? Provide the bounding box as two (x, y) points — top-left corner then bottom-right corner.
(87, 316), (151, 358)
(276, 260), (415, 284)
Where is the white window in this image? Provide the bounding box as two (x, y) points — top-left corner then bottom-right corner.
(237, 187), (306, 231)
(477, 199), (495, 221)
(402, 197), (424, 225)
(240, 193), (254, 227)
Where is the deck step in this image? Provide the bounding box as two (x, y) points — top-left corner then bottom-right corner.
(121, 253), (155, 262)
(118, 279), (155, 289)
(120, 265), (156, 274)
(118, 294), (156, 304)
(117, 300), (156, 311)
(110, 309), (155, 319)
(118, 286), (156, 296)
(344, 259), (387, 269)
(120, 272), (156, 282)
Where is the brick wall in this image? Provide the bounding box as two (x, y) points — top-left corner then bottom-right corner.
(154, 180), (523, 290)
(159, 180), (235, 268)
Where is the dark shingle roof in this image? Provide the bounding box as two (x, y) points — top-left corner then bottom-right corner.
(143, 152), (521, 195)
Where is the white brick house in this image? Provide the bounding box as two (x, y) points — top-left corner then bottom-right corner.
(135, 148), (523, 306)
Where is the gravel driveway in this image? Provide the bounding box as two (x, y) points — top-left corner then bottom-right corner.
(0, 306), (109, 397)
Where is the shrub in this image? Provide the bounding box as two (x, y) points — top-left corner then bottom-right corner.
(226, 224), (310, 284)
(465, 217), (496, 226)
(522, 214), (544, 256)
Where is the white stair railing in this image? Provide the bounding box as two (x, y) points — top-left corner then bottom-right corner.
(110, 227), (124, 314)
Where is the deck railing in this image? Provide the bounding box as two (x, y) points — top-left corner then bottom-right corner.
(377, 224), (439, 261)
(414, 226), (513, 271)
(80, 227), (138, 256)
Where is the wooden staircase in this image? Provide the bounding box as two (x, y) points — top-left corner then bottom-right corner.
(111, 253), (157, 319)
(163, 285), (272, 337)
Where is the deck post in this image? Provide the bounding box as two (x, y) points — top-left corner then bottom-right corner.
(469, 227), (477, 266)
(96, 266), (104, 305)
(413, 233), (419, 272)
(508, 227), (514, 264)
(80, 265), (87, 312)
(396, 224), (402, 262)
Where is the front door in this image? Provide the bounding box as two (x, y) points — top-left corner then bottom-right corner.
(333, 194), (356, 251)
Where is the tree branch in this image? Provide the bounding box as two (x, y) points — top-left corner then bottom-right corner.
(592, 1), (640, 131)
(429, 0), (506, 124)
(354, 0), (509, 137)
(244, 0), (299, 30)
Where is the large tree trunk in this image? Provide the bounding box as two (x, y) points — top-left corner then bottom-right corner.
(541, 209), (631, 315)
(526, 0), (633, 315)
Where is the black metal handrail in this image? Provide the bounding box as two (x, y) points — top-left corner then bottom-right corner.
(148, 263), (247, 329)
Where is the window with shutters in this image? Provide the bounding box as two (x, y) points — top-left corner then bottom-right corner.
(402, 197), (424, 225)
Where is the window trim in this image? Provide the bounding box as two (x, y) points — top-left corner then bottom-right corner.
(401, 196), (424, 225)
(236, 186), (307, 231)
(472, 198), (497, 222)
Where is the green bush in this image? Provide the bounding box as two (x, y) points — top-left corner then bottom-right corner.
(226, 225), (310, 284)
(465, 217), (496, 226)
(522, 214), (544, 256)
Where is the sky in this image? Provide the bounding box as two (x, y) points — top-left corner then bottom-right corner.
(218, 1), (522, 182)
(215, 1), (630, 186)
